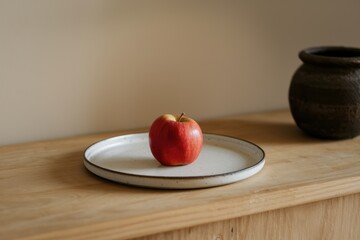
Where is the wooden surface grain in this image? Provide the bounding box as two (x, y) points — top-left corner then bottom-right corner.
(135, 193), (360, 240)
(1, 110), (360, 239)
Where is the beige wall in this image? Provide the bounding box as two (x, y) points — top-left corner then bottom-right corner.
(1, 0), (360, 145)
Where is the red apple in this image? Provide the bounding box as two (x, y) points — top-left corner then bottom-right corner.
(149, 113), (203, 166)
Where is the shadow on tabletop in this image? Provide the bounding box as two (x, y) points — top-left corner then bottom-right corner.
(200, 118), (339, 145)
(48, 150), (199, 193)
(48, 117), (353, 192)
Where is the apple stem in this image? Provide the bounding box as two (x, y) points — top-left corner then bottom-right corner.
(178, 113), (185, 122)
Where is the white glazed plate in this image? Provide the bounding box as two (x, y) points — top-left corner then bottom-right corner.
(84, 133), (265, 189)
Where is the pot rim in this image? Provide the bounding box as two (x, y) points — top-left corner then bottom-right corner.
(299, 46), (360, 67)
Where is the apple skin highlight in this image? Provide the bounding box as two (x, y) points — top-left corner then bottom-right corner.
(149, 114), (203, 166)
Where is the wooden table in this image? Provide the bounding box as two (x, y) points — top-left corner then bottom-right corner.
(1, 110), (360, 240)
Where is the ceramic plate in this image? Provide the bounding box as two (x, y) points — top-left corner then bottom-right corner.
(84, 133), (265, 189)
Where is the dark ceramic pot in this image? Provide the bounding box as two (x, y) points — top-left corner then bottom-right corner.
(289, 46), (360, 139)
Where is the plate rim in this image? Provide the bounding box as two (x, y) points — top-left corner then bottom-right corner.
(83, 132), (265, 180)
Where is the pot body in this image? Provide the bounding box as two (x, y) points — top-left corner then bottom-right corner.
(289, 46), (360, 139)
